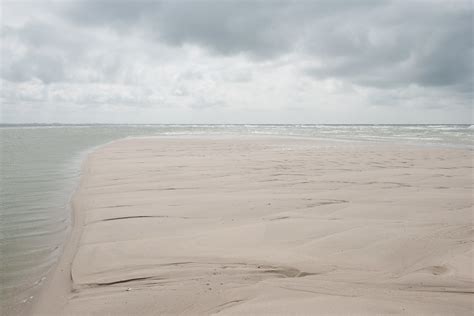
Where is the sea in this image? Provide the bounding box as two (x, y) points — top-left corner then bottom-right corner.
(0, 124), (472, 313)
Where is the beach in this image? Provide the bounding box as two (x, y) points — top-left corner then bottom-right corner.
(31, 136), (473, 315)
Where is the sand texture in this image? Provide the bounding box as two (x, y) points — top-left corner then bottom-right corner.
(33, 137), (473, 315)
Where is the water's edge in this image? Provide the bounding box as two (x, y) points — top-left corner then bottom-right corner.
(1, 125), (472, 314)
(25, 137), (131, 316)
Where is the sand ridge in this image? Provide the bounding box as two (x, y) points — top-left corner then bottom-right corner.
(33, 137), (473, 315)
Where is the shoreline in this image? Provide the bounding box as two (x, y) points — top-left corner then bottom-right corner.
(30, 136), (473, 315)
(27, 151), (89, 316)
(27, 136), (132, 316)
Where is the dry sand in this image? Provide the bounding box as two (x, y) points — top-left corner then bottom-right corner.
(32, 137), (473, 315)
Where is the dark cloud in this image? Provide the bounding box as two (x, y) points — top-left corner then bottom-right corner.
(305, 2), (473, 92)
(58, 0), (472, 92)
(65, 0), (158, 28)
(63, 0), (384, 58)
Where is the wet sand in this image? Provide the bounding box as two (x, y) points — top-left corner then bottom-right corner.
(33, 137), (473, 315)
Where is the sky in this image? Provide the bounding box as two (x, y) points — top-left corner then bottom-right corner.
(1, 0), (472, 124)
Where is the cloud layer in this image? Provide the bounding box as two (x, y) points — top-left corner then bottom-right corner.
(1, 0), (472, 123)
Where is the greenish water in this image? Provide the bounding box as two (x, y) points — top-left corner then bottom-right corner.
(0, 124), (472, 314)
(0, 125), (160, 314)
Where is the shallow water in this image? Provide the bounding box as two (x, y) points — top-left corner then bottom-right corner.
(0, 124), (472, 313)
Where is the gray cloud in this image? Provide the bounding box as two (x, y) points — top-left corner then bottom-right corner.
(1, 0), (472, 123)
(2, 50), (65, 83)
(58, 0), (472, 92)
(1, 19), (98, 83)
(63, 0), (386, 58)
(305, 2), (473, 92)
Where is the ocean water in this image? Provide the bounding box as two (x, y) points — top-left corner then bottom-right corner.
(0, 124), (472, 313)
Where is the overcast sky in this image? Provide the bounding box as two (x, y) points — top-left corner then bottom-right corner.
(1, 0), (472, 124)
